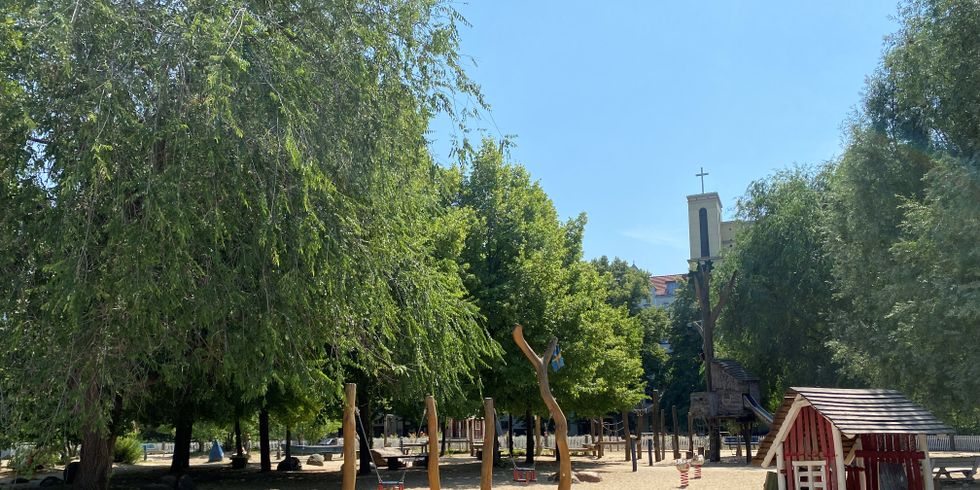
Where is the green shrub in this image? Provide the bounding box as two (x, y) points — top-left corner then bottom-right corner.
(7, 445), (61, 476)
(113, 436), (143, 464)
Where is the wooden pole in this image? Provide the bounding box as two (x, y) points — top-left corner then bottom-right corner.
(742, 423), (752, 464)
(660, 410), (667, 460)
(622, 411), (631, 461)
(512, 325), (571, 490)
(426, 395), (440, 490)
(688, 412), (695, 458)
(481, 399), (494, 490)
(534, 415), (542, 457)
(468, 418), (474, 457)
(637, 410), (646, 460)
(672, 405), (680, 459)
(652, 392), (662, 462)
(342, 383), (356, 490)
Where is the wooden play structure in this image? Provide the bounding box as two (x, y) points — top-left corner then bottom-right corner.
(689, 358), (773, 461)
(513, 325), (571, 490)
(341, 383), (443, 490)
(755, 387), (952, 490)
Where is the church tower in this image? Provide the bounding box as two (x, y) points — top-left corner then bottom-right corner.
(687, 192), (723, 260)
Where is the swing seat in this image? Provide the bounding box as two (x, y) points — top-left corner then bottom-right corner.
(377, 481), (405, 490)
(513, 466), (537, 484)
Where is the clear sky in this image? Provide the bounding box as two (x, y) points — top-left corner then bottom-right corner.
(429, 1), (900, 276)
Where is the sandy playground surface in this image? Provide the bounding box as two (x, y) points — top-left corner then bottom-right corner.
(2, 450), (977, 489)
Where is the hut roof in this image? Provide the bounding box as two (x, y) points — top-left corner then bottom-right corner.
(712, 359), (759, 382)
(753, 387), (952, 466)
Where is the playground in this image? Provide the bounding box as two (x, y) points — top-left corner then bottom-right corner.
(1, 450), (772, 489)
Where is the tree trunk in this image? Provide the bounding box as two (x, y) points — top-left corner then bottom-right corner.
(259, 407), (271, 472)
(76, 393), (123, 490)
(357, 400), (372, 475)
(285, 427), (292, 459)
(524, 407), (535, 465)
(439, 418), (448, 457)
(508, 413), (514, 457)
(170, 416), (193, 473)
(234, 418), (244, 456)
(76, 429), (115, 490)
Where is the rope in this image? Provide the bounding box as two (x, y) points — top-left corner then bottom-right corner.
(354, 407), (406, 485)
(491, 408), (534, 471)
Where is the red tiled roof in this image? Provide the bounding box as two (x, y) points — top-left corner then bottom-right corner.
(650, 274), (686, 296)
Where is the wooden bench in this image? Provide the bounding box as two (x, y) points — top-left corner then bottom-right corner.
(542, 445), (595, 457)
(932, 456), (979, 483)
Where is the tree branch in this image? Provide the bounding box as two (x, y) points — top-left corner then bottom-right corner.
(28, 136), (53, 145)
(711, 271), (738, 321)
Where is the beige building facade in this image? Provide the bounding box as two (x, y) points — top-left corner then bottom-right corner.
(687, 192), (739, 261)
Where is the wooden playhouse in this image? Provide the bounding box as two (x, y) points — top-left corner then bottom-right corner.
(754, 387), (952, 490)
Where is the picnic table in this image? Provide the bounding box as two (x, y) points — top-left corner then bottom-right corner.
(932, 455), (979, 483)
(372, 448), (427, 469)
(398, 441), (428, 455)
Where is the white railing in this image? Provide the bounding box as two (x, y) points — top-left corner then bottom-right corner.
(928, 435), (980, 452)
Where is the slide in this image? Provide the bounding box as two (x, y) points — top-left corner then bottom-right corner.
(742, 394), (774, 426)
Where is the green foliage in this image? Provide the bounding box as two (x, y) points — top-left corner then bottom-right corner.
(657, 285), (704, 417)
(716, 168), (850, 408)
(0, 0), (493, 481)
(457, 140), (645, 417)
(112, 436), (142, 464)
(591, 256), (653, 315)
(6, 445), (61, 476)
(822, 0), (980, 431)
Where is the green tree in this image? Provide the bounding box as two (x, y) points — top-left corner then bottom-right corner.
(591, 256), (653, 315)
(457, 141), (645, 463)
(0, 1), (491, 488)
(716, 168), (849, 409)
(825, 0), (980, 430)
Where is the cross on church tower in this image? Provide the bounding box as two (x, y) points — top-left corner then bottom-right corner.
(696, 167), (709, 193)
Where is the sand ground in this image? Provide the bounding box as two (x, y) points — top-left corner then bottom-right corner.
(2, 451), (977, 489)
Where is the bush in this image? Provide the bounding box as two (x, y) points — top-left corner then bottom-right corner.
(7, 445), (61, 476)
(113, 436), (143, 464)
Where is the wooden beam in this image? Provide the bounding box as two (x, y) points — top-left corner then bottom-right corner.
(761, 396), (809, 467)
(918, 434), (935, 490)
(513, 325), (571, 490)
(832, 425), (846, 490)
(342, 383), (356, 490)
(775, 443), (786, 490)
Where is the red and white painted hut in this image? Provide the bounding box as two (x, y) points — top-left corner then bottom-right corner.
(754, 387), (952, 490)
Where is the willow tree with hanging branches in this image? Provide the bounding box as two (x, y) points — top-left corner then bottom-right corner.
(0, 1), (494, 488)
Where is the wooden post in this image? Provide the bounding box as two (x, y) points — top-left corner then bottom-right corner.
(917, 434), (935, 490)
(652, 392), (662, 462)
(775, 443), (786, 490)
(742, 423), (752, 464)
(688, 412), (695, 458)
(468, 418), (474, 456)
(622, 411), (632, 461)
(512, 325), (571, 490)
(831, 426), (846, 490)
(672, 405), (680, 459)
(534, 415), (542, 456)
(481, 399), (494, 490)
(660, 410), (667, 460)
(342, 383), (356, 490)
(426, 395), (440, 490)
(637, 410), (646, 460)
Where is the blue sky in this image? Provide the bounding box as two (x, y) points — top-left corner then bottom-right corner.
(429, 1), (900, 276)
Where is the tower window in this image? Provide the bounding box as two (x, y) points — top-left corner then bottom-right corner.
(699, 208), (710, 257)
